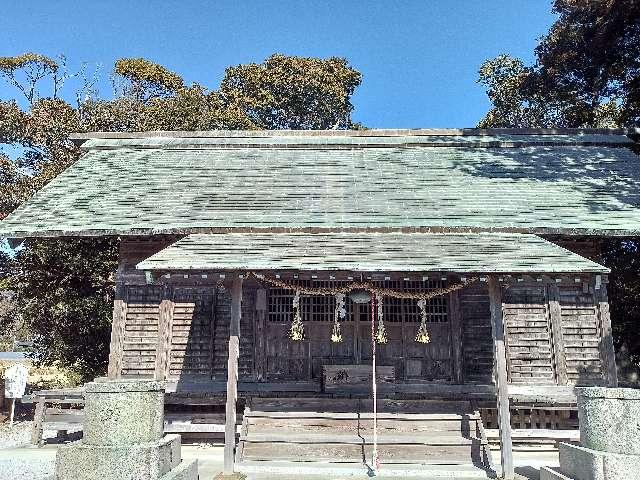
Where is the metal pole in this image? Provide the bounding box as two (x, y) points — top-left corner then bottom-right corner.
(371, 295), (379, 473)
(9, 398), (16, 426)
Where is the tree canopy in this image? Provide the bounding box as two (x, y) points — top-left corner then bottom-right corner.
(478, 0), (640, 380)
(0, 52), (362, 380)
(479, 0), (640, 129)
(220, 54), (362, 129)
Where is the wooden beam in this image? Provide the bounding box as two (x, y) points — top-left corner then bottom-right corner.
(154, 292), (174, 381)
(488, 276), (514, 480)
(449, 290), (464, 383)
(30, 396), (46, 446)
(596, 284), (618, 387)
(224, 276), (243, 475)
(547, 284), (568, 385)
(107, 298), (127, 379)
(254, 289), (267, 382)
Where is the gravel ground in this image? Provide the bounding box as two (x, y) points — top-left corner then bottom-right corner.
(0, 421), (32, 449)
(0, 447), (56, 480)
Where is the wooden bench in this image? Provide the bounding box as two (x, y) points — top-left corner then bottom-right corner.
(485, 428), (580, 452)
(23, 388), (242, 444)
(22, 388), (85, 446)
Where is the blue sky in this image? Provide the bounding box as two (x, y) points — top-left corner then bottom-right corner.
(0, 1), (555, 128)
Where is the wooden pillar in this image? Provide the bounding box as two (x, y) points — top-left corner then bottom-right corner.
(488, 276), (514, 480)
(107, 297), (127, 379)
(548, 283), (568, 385)
(449, 290), (464, 383)
(596, 283), (618, 387)
(154, 291), (174, 381)
(224, 276), (243, 475)
(254, 289), (267, 381)
(30, 396), (46, 446)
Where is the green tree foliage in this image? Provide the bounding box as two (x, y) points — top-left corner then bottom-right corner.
(0, 53), (362, 381)
(10, 238), (118, 378)
(114, 57), (184, 102)
(478, 0), (640, 376)
(478, 0), (640, 128)
(0, 53), (60, 105)
(220, 54), (362, 129)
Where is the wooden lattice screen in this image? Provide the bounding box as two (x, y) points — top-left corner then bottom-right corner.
(121, 285), (163, 377)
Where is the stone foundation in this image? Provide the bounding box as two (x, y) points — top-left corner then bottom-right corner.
(540, 387), (640, 480)
(55, 378), (197, 480)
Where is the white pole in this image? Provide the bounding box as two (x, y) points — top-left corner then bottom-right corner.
(371, 295), (379, 474)
(9, 398), (15, 426)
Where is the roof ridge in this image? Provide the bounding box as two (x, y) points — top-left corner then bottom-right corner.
(69, 127), (640, 142)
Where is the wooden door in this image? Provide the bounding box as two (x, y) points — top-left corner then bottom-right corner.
(264, 284), (356, 381)
(262, 279), (454, 383)
(359, 293), (453, 382)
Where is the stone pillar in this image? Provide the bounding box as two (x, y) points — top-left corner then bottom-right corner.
(55, 378), (197, 480)
(541, 387), (640, 480)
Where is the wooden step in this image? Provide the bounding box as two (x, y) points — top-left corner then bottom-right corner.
(249, 397), (472, 414)
(240, 431), (483, 446)
(246, 410), (479, 421)
(247, 416), (478, 434)
(240, 442), (481, 464)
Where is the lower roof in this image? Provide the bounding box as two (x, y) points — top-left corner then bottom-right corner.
(135, 232), (609, 273)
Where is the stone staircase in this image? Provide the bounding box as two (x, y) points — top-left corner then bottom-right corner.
(235, 397), (496, 479)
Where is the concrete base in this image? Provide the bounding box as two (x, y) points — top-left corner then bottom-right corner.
(543, 442), (640, 480)
(55, 434), (194, 480)
(212, 473), (247, 480)
(83, 378), (165, 446)
(162, 459), (198, 480)
(576, 387), (640, 456)
(540, 466), (573, 480)
(54, 379), (198, 480)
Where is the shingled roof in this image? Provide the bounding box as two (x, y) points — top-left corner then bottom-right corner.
(1, 129), (639, 238)
(136, 232), (609, 273)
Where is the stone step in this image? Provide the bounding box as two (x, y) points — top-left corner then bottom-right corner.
(539, 466), (574, 480)
(239, 461), (494, 479)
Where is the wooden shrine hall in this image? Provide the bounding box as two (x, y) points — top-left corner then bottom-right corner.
(2, 128), (639, 479)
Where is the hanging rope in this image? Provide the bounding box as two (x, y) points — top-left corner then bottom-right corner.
(371, 294), (380, 473)
(374, 293), (387, 344)
(331, 293), (346, 343)
(290, 290), (304, 340)
(250, 272), (479, 300)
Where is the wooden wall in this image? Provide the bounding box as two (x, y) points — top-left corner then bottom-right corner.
(109, 236), (615, 388)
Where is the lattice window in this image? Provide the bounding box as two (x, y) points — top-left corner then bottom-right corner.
(268, 280), (355, 322)
(267, 278), (448, 323)
(372, 279), (448, 323)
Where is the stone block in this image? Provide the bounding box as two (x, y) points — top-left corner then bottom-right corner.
(539, 467), (574, 480)
(83, 378), (165, 446)
(160, 460), (198, 480)
(557, 442), (640, 480)
(576, 387), (640, 455)
(55, 433), (182, 480)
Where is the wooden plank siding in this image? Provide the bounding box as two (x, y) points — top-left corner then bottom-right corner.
(503, 286), (555, 384)
(110, 237), (613, 389)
